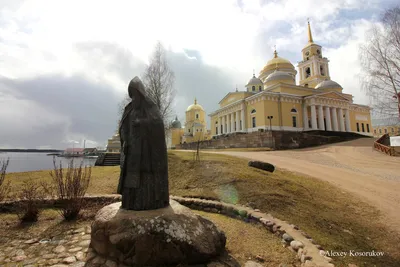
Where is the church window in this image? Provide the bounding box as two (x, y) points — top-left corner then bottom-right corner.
(379, 129), (382, 134)
(367, 124), (370, 133)
(291, 108), (297, 113)
(234, 122), (236, 131)
(200, 129), (202, 132)
(259, 86), (262, 91)
(356, 123), (360, 132)
(252, 117), (256, 128)
(320, 66), (325, 76)
(374, 129), (376, 134)
(251, 109), (256, 114)
(188, 129), (190, 133)
(306, 57), (309, 60)
(252, 86), (255, 92)
(361, 123), (365, 132)
(292, 116), (297, 127)
(196, 113), (199, 119)
(384, 128), (387, 134)
(391, 127), (394, 133)
(305, 67), (311, 78)
(216, 127), (218, 135)
(308, 119), (311, 128)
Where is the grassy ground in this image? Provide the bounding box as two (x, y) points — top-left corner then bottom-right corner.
(3, 151), (400, 266)
(196, 211), (298, 266)
(177, 147), (273, 152)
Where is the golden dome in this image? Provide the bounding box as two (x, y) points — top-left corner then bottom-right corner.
(186, 98), (204, 112)
(260, 50), (295, 77)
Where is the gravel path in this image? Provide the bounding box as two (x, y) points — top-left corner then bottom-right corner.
(211, 138), (400, 235)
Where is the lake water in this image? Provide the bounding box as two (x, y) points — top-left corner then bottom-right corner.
(0, 152), (98, 173)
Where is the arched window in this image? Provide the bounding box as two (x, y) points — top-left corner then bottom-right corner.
(305, 67), (311, 78)
(291, 108), (297, 113)
(252, 117), (256, 128)
(188, 129), (190, 133)
(252, 86), (255, 92)
(196, 113), (199, 119)
(259, 86), (262, 91)
(320, 66), (325, 76)
(251, 109), (256, 114)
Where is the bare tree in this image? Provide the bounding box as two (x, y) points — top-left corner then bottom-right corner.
(117, 41), (176, 131)
(117, 93), (131, 118)
(143, 41), (176, 129)
(359, 6), (400, 118)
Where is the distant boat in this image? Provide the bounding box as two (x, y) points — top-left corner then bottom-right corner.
(47, 153), (61, 156)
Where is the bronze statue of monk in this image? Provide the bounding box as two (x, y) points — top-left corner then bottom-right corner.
(117, 77), (169, 210)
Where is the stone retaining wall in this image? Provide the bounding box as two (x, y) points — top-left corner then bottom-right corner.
(176, 130), (362, 150)
(0, 194), (338, 267)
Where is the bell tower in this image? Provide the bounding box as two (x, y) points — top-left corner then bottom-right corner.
(298, 20), (330, 88)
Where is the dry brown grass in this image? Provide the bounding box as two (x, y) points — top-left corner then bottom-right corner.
(44, 158), (92, 220)
(16, 178), (44, 222)
(196, 210), (298, 266)
(3, 151), (400, 266)
(0, 158), (11, 202)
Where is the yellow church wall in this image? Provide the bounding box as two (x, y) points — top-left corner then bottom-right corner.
(265, 80), (295, 88)
(171, 128), (184, 147)
(281, 101), (303, 128)
(270, 85), (316, 96)
(219, 92), (250, 108)
(246, 100), (267, 129)
(349, 109), (372, 134)
(320, 88), (343, 94)
(373, 126), (400, 137)
(210, 115), (219, 136)
(263, 100), (280, 128)
(186, 109), (206, 123)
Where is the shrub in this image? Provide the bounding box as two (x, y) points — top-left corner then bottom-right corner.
(46, 157), (92, 220)
(17, 178), (43, 222)
(0, 158), (11, 202)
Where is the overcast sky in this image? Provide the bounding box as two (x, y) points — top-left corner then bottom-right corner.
(0, 0), (397, 149)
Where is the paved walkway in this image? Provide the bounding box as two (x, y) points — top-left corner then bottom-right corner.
(198, 138), (400, 235)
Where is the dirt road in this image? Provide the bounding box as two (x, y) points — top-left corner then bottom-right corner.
(213, 138), (400, 233)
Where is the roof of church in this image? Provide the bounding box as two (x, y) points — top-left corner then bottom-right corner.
(171, 116), (182, 128)
(246, 74), (262, 86)
(265, 70), (294, 83)
(186, 98), (204, 112)
(315, 79), (343, 90)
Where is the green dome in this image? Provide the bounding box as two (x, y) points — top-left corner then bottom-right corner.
(171, 116), (182, 128)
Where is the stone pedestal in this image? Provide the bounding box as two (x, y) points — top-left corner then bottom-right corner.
(90, 200), (226, 266)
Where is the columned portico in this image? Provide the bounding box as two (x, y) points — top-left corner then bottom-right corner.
(236, 110), (240, 131)
(303, 104), (309, 130)
(324, 106), (332, 131)
(222, 115), (226, 134)
(310, 105), (318, 130)
(218, 116), (223, 134)
(338, 109), (345, 132)
(317, 105), (325, 130)
(230, 113), (234, 133)
(331, 107), (338, 131)
(345, 109), (351, 132)
(241, 103), (246, 132)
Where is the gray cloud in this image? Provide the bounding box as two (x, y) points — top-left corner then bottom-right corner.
(0, 40), (247, 148)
